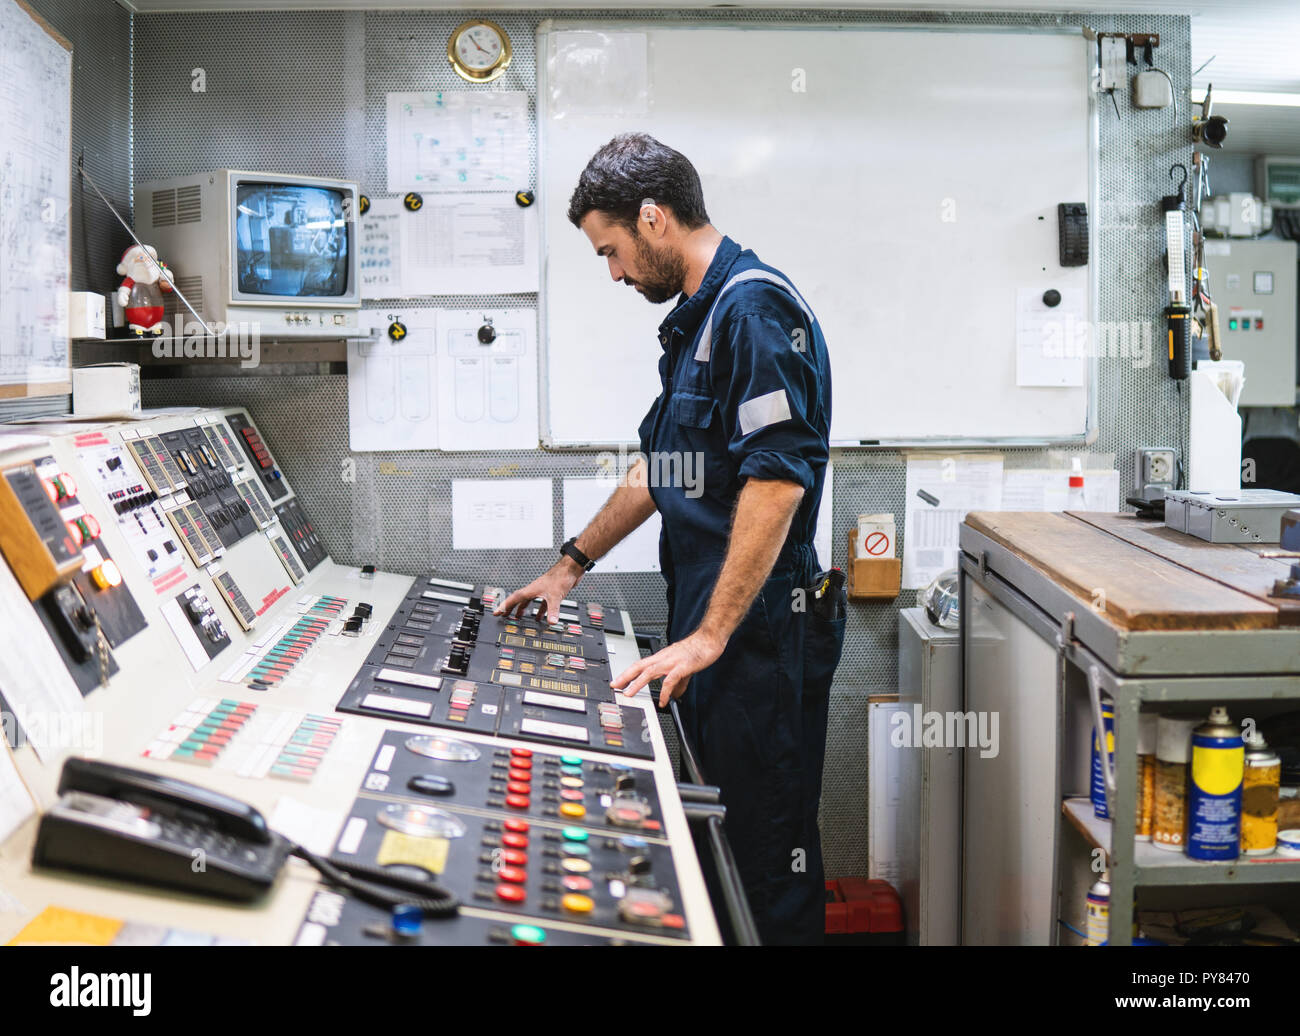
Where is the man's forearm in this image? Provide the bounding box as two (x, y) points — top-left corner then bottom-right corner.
(695, 478), (804, 646)
(566, 458), (657, 571)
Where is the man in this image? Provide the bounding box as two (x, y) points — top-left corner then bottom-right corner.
(495, 133), (844, 944)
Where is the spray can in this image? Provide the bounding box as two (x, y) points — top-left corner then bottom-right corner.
(1137, 713), (1157, 841)
(1241, 731), (1281, 856)
(1085, 870), (1110, 946)
(1153, 715), (1198, 851)
(1187, 706), (1244, 861)
(1090, 698), (1115, 819)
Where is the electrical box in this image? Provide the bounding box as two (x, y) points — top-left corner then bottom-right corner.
(1257, 156), (1300, 209)
(1202, 238), (1298, 407)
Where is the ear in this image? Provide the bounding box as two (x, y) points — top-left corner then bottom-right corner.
(638, 199), (668, 241)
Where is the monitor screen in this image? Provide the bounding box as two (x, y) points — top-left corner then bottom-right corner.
(234, 183), (350, 298)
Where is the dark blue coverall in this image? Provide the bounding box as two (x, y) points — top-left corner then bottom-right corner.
(637, 235), (844, 945)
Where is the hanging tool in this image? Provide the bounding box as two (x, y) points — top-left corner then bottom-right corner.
(1163, 163), (1192, 380)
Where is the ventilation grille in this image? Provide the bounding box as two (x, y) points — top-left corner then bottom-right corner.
(150, 188), (175, 227)
(165, 275), (204, 317)
(176, 184), (202, 224)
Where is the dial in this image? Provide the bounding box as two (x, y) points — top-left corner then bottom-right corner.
(448, 20), (512, 83)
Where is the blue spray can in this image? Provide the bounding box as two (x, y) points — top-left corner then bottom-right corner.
(1187, 706), (1244, 861)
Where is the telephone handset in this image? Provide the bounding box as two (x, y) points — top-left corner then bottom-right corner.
(34, 757), (291, 901)
(35, 758), (464, 915)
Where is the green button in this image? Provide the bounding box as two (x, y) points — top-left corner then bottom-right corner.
(560, 755), (583, 767)
(563, 843), (591, 857)
(561, 826), (588, 843)
(510, 924), (546, 945)
(561, 765), (583, 777)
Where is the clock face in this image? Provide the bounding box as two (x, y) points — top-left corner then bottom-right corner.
(449, 21), (511, 81)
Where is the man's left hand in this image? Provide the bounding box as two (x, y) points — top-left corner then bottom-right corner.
(611, 630), (726, 708)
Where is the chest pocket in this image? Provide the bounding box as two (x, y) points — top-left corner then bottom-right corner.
(663, 392), (731, 500)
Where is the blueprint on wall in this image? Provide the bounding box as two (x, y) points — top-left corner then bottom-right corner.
(0, 0), (71, 393)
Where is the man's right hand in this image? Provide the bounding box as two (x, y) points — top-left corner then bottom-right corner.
(493, 560), (583, 622)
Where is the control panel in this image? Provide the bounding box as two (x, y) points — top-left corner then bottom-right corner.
(337, 576), (651, 759)
(296, 730), (689, 946)
(0, 405), (720, 948)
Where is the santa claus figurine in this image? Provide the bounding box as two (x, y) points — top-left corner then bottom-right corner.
(115, 244), (173, 335)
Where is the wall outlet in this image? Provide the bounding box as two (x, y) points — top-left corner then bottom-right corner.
(1134, 447), (1177, 501)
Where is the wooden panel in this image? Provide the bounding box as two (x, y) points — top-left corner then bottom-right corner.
(964, 511), (1280, 631)
(1068, 510), (1300, 627)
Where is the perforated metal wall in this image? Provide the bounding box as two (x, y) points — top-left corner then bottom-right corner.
(0, 0), (132, 423)
(136, 8), (1192, 880)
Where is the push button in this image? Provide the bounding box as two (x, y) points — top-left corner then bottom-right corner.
(562, 894), (594, 915)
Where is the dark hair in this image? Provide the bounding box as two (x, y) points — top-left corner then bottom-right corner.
(567, 132), (710, 231)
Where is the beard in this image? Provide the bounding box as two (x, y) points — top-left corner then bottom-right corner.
(628, 234), (687, 304)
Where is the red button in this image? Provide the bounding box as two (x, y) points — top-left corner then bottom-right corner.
(560, 789), (584, 801)
(510, 748), (533, 759)
(503, 833), (528, 849)
(505, 794), (530, 810)
(509, 756), (533, 770)
(496, 884), (526, 903)
(562, 875), (593, 892)
(498, 866), (527, 884)
(504, 819), (530, 833)
(663, 914), (685, 930)
(506, 781), (531, 795)
(502, 849), (527, 866)
(507, 768), (532, 782)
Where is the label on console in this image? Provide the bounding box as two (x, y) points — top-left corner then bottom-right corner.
(422, 590), (471, 605)
(375, 745), (396, 772)
(428, 577), (475, 591)
(523, 690), (587, 714)
(375, 668), (441, 690)
(520, 717), (589, 743)
(360, 693), (432, 718)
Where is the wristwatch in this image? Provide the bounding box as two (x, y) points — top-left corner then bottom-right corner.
(560, 536), (596, 572)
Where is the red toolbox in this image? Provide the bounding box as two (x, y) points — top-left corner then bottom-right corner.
(825, 877), (904, 945)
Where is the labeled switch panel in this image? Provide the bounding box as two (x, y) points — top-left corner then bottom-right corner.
(213, 570), (258, 630)
(275, 498), (327, 571)
(226, 412), (288, 501)
(161, 427), (256, 548)
(270, 534), (306, 585)
(177, 583), (230, 659)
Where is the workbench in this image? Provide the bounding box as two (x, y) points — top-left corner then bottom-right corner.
(959, 510), (1300, 946)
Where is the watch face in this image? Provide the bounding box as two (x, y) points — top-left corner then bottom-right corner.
(456, 24), (503, 71)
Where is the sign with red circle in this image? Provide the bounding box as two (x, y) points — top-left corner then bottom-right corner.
(864, 531), (891, 556)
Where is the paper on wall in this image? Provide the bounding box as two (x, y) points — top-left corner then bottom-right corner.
(1015, 287), (1086, 387)
(386, 91), (529, 192)
(452, 478), (553, 550)
(358, 198), (403, 298)
(868, 701), (905, 886)
(402, 193), (539, 295)
(1001, 468), (1121, 512)
(346, 310), (438, 451)
(435, 309), (539, 451)
(562, 478), (661, 573)
(902, 453), (1003, 590)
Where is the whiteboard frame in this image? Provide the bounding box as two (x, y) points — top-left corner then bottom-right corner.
(536, 20), (1100, 450)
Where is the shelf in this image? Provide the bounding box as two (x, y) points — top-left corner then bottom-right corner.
(70, 337), (350, 375)
(1063, 798), (1300, 886)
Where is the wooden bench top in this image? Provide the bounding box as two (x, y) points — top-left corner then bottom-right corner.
(963, 510), (1286, 631)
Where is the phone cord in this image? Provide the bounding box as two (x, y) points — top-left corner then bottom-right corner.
(291, 844), (460, 918)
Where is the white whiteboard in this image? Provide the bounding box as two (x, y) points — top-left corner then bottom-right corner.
(0, 0), (71, 398)
(538, 24), (1097, 446)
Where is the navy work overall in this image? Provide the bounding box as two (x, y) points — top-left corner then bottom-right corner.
(638, 236), (844, 945)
